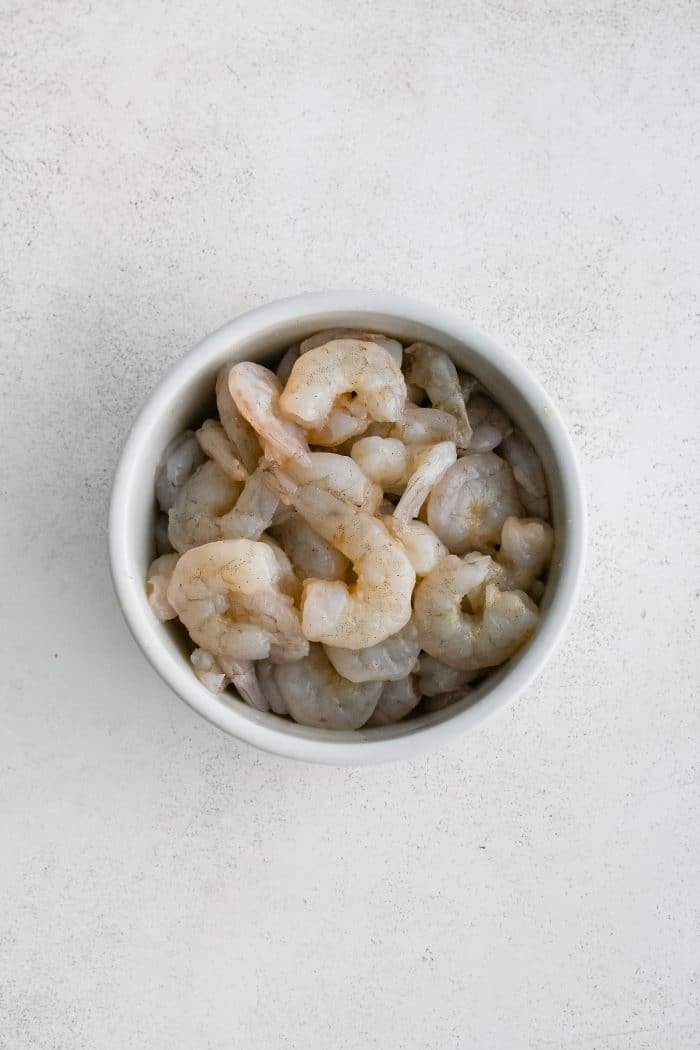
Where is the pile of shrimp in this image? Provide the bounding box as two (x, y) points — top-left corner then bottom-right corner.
(147, 331), (554, 730)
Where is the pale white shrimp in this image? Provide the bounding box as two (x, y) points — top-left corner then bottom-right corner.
(167, 539), (308, 664)
(393, 441), (457, 530)
(413, 554), (539, 671)
(466, 394), (512, 453)
(493, 516), (554, 593)
(323, 620), (420, 684)
(390, 404), (457, 446)
(256, 659), (289, 716)
(272, 644), (382, 730)
(300, 328), (404, 368)
(417, 654), (477, 697)
(195, 420), (248, 481)
(289, 452), (383, 513)
(365, 675), (421, 726)
(190, 648), (228, 693)
(350, 436), (410, 493)
(426, 452), (522, 554)
(269, 511), (350, 582)
(499, 430), (550, 520)
(404, 342), (471, 447)
(215, 365), (261, 473)
(190, 649), (269, 711)
(146, 553), (180, 621)
(155, 430), (206, 512)
(168, 460), (244, 553)
(276, 344), (300, 383)
(228, 362), (310, 465)
(277, 479), (415, 648)
(385, 518), (448, 577)
(279, 338), (407, 444)
(259, 536), (301, 601)
(216, 463), (280, 540)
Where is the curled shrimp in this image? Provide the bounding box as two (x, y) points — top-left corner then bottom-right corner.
(426, 452), (522, 554)
(155, 430), (206, 512)
(146, 553), (180, 621)
(417, 654), (478, 697)
(215, 365), (261, 473)
(385, 518), (448, 577)
(196, 420), (248, 481)
(279, 338), (407, 445)
(190, 649), (269, 711)
(167, 539), (308, 664)
(276, 478), (415, 649)
(272, 644), (382, 730)
(216, 463), (280, 541)
(270, 510), (350, 582)
(390, 404), (457, 446)
(289, 452), (383, 513)
(190, 648), (228, 693)
(256, 659), (290, 715)
(393, 441), (457, 530)
(365, 675), (421, 726)
(499, 430), (550, 520)
(413, 553), (539, 671)
(228, 362), (310, 465)
(492, 516), (554, 592)
(466, 394), (512, 452)
(350, 436), (410, 494)
(323, 620), (420, 684)
(300, 328), (404, 368)
(404, 343), (471, 448)
(168, 460), (244, 553)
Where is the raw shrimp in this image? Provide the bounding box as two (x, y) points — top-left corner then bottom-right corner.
(259, 536), (301, 600)
(350, 436), (410, 493)
(272, 644), (382, 730)
(323, 620), (420, 684)
(190, 648), (227, 693)
(196, 420), (247, 481)
(393, 441), (457, 530)
(404, 343), (471, 447)
(276, 344), (300, 383)
(216, 463), (280, 540)
(256, 659), (289, 716)
(413, 554), (539, 671)
(146, 553), (180, 621)
(155, 430), (206, 512)
(365, 675), (421, 726)
(269, 511), (350, 582)
(300, 328), (404, 368)
(385, 518), (448, 577)
(493, 516), (554, 592)
(167, 539), (308, 664)
(168, 460), (244, 553)
(289, 452), (383, 513)
(279, 338), (407, 444)
(499, 430), (550, 520)
(426, 452), (522, 554)
(228, 362), (310, 465)
(277, 479), (415, 648)
(215, 365), (261, 473)
(390, 404), (457, 446)
(466, 394), (512, 453)
(190, 649), (269, 711)
(417, 654), (477, 697)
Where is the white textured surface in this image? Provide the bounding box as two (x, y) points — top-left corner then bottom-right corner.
(1, 2), (698, 1047)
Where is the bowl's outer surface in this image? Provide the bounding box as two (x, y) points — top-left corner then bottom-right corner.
(109, 291), (586, 764)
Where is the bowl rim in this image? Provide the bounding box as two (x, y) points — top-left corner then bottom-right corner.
(109, 290), (586, 764)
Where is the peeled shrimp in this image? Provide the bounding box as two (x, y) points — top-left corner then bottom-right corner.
(385, 518), (448, 577)
(190, 648), (227, 693)
(167, 539), (308, 664)
(499, 430), (550, 520)
(414, 554), (539, 671)
(323, 620), (420, 684)
(390, 404), (457, 446)
(228, 362), (310, 465)
(216, 463), (280, 541)
(417, 654), (477, 697)
(427, 452), (522, 554)
(146, 553), (180, 621)
(195, 420), (247, 481)
(300, 328), (404, 368)
(190, 649), (269, 711)
(466, 394), (512, 452)
(168, 460), (244, 553)
(270, 511), (350, 582)
(155, 430), (206, 512)
(365, 675), (421, 726)
(215, 365), (261, 474)
(493, 516), (554, 592)
(259, 536), (301, 601)
(256, 659), (289, 716)
(393, 441), (457, 530)
(350, 436), (410, 493)
(279, 338), (407, 445)
(277, 479), (415, 649)
(404, 343), (471, 447)
(272, 644), (382, 730)
(289, 452), (383, 513)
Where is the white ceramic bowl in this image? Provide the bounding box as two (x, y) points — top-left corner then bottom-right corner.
(109, 292), (585, 764)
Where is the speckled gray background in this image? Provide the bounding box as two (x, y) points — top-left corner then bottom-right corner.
(1, 2), (698, 1047)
